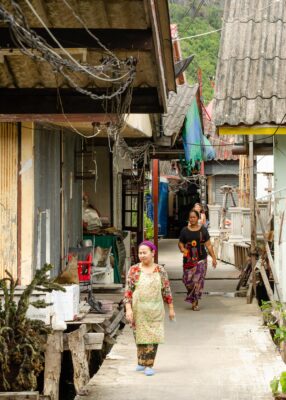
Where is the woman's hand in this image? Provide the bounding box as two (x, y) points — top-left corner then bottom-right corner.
(125, 306), (133, 324)
(168, 304), (176, 321)
(212, 257), (217, 269)
(182, 249), (188, 257)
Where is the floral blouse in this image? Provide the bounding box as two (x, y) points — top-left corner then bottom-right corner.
(124, 264), (173, 305)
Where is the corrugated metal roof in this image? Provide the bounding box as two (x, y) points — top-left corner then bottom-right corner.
(163, 83), (198, 137)
(214, 0), (286, 126)
(203, 100), (238, 161)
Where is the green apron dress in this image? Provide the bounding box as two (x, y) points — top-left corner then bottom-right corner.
(132, 268), (165, 344)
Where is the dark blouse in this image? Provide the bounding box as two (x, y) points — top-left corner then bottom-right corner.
(179, 226), (210, 267)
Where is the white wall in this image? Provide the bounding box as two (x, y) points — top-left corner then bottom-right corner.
(256, 155), (274, 200)
(112, 146), (132, 229)
(84, 147), (111, 223)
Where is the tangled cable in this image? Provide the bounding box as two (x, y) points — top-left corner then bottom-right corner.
(0, 1), (136, 101)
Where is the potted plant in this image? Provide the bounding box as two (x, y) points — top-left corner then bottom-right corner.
(271, 372), (286, 399)
(0, 264), (64, 392)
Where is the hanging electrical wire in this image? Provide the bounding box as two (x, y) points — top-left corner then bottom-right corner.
(0, 2), (136, 99)
(0, 1), (137, 141)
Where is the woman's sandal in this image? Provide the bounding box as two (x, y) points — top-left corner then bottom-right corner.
(192, 302), (200, 311)
(144, 367), (155, 376)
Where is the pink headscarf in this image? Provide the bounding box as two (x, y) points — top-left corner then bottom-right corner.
(139, 240), (157, 252)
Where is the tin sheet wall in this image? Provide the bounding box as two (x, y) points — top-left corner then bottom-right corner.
(62, 133), (82, 260)
(34, 126), (82, 276)
(0, 123), (18, 279)
(34, 125), (61, 276)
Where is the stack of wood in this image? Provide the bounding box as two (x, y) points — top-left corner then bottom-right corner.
(43, 298), (126, 400)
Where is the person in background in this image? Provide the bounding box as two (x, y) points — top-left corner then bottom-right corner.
(193, 202), (207, 227)
(179, 210), (217, 311)
(124, 241), (175, 376)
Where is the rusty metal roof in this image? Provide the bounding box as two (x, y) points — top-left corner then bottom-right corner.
(214, 0), (286, 126)
(163, 83), (198, 137)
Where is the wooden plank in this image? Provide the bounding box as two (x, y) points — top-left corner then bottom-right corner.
(0, 27), (153, 50)
(105, 308), (125, 334)
(92, 323), (105, 333)
(67, 325), (90, 394)
(43, 331), (63, 400)
(63, 333), (104, 351)
(85, 343), (103, 350)
(0, 88), (162, 115)
(66, 315), (107, 325)
(92, 283), (123, 291)
(84, 293), (123, 303)
(104, 335), (117, 345)
(109, 324), (121, 338)
(0, 393), (39, 399)
(246, 283), (254, 304)
(84, 333), (104, 345)
(258, 262), (275, 302)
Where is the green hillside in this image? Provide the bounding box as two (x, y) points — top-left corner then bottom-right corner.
(169, 1), (224, 103)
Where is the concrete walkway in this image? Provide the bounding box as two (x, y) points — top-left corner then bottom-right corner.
(77, 239), (285, 400)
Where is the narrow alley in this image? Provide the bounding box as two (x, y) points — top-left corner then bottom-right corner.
(76, 240), (284, 400)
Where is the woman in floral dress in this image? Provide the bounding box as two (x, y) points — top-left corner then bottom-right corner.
(124, 241), (175, 376)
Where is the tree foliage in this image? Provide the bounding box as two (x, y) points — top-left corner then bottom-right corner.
(169, 0), (223, 103)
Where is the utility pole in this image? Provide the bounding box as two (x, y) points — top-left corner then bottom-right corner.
(249, 135), (257, 295)
(152, 159), (159, 263)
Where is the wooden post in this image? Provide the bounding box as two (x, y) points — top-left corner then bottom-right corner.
(256, 202), (282, 300)
(67, 324), (90, 394)
(152, 159), (159, 263)
(249, 135), (257, 297)
(44, 331), (63, 400)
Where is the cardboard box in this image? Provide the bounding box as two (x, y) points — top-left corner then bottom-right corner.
(51, 284), (80, 322)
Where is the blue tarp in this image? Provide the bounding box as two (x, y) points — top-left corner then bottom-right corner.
(145, 181), (169, 237)
(158, 182), (168, 236)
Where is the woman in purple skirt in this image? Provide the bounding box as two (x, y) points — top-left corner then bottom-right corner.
(178, 209), (217, 310)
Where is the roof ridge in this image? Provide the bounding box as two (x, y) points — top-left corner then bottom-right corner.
(223, 18), (286, 23)
(215, 95), (286, 101)
(217, 56), (286, 61)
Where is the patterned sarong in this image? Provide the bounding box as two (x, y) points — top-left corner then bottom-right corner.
(137, 344), (158, 367)
(182, 258), (207, 304)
